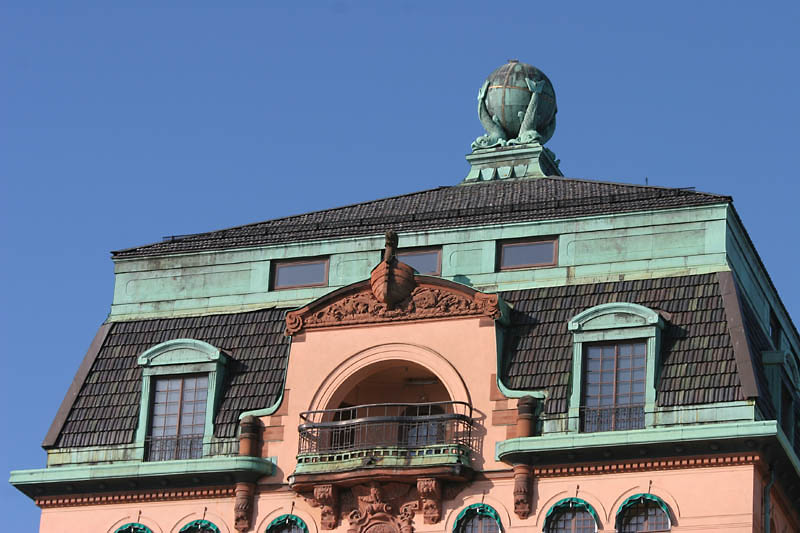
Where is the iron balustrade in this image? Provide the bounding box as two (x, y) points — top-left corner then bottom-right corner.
(297, 401), (476, 462)
(580, 405), (645, 433)
(144, 436), (239, 461)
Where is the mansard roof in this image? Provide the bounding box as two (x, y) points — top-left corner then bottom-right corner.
(47, 272), (771, 450)
(111, 177), (730, 259)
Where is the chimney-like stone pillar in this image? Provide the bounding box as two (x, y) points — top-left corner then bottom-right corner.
(516, 396), (538, 438)
(234, 416), (261, 532)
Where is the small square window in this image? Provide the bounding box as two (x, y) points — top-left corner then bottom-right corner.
(498, 238), (557, 270)
(397, 248), (442, 276)
(272, 258), (329, 290)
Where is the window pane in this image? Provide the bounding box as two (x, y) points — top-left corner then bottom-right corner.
(273, 260), (327, 288)
(148, 375), (209, 461)
(500, 240), (556, 269)
(583, 341), (647, 433)
(397, 249), (441, 275)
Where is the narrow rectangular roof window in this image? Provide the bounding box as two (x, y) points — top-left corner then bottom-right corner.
(498, 238), (557, 270)
(272, 258), (329, 290)
(397, 248), (441, 276)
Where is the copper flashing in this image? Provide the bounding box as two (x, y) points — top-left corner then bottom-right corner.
(717, 271), (761, 399)
(42, 323), (112, 448)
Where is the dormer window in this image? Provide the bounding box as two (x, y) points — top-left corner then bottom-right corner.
(498, 238), (557, 270)
(568, 303), (664, 433)
(272, 258), (329, 290)
(148, 375), (209, 461)
(135, 339), (228, 461)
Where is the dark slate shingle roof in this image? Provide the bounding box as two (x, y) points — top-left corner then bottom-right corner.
(55, 308), (290, 448)
(500, 273), (744, 415)
(112, 178), (730, 258)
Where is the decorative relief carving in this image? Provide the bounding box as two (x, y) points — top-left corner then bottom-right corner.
(285, 283), (500, 336)
(416, 478), (442, 524)
(512, 465), (532, 520)
(347, 483), (415, 533)
(314, 484), (340, 530)
(234, 482), (255, 532)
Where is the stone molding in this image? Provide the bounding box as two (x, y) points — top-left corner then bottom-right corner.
(532, 453), (761, 478)
(285, 277), (501, 336)
(35, 486), (235, 508)
(416, 478), (442, 524)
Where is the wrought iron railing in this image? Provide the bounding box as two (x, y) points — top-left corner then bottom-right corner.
(297, 401), (476, 464)
(581, 405), (645, 433)
(144, 435), (239, 461)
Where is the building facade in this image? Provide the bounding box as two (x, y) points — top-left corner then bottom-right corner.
(11, 61), (800, 533)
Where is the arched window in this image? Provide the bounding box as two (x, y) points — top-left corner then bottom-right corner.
(267, 514), (309, 533)
(454, 503), (502, 533)
(544, 498), (598, 533)
(180, 520), (221, 533)
(616, 494), (671, 532)
(115, 524), (153, 533)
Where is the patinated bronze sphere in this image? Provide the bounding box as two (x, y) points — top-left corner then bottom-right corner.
(473, 60), (557, 149)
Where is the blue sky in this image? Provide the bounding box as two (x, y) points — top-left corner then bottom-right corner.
(2, 2), (799, 529)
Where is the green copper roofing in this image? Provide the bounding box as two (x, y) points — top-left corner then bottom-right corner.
(453, 504), (503, 533)
(180, 520), (220, 533)
(268, 514), (309, 533)
(615, 494), (671, 530)
(116, 524), (153, 533)
(544, 498), (599, 530)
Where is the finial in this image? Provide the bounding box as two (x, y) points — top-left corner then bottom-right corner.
(472, 60), (557, 151)
(384, 230), (398, 263)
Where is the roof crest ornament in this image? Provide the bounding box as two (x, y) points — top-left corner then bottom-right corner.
(464, 59), (563, 183)
(370, 230), (416, 309)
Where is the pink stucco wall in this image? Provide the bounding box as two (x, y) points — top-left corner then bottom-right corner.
(36, 316), (798, 532)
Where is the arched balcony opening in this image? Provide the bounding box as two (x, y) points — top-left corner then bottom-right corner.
(293, 361), (476, 488)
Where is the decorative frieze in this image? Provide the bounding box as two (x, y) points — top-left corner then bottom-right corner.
(35, 486), (235, 508)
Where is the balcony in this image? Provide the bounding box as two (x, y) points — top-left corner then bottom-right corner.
(580, 405), (645, 433)
(291, 401), (476, 488)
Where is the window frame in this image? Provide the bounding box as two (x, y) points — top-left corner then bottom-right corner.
(397, 247), (442, 276)
(179, 520), (221, 533)
(568, 303), (664, 433)
(453, 503), (503, 533)
(135, 339), (228, 461)
(497, 237), (558, 271)
(615, 493), (672, 532)
(543, 498), (599, 533)
(581, 341), (647, 433)
(271, 257), (330, 290)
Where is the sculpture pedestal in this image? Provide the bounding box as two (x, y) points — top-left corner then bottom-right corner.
(464, 143), (561, 183)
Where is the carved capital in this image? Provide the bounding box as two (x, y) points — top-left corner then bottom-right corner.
(234, 482), (256, 532)
(416, 477), (442, 524)
(512, 464), (532, 520)
(314, 484), (340, 530)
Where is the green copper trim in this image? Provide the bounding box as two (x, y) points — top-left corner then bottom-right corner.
(180, 520), (220, 533)
(267, 514), (309, 533)
(116, 524), (153, 533)
(496, 420), (780, 461)
(544, 498), (598, 530)
(134, 339), (229, 458)
(615, 494), (670, 529)
(9, 456), (273, 487)
(453, 504), (502, 533)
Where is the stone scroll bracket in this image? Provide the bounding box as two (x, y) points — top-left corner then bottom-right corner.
(512, 464), (532, 520)
(416, 477), (442, 524)
(313, 484), (340, 530)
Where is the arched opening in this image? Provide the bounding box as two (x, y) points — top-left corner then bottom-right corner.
(295, 359), (475, 476)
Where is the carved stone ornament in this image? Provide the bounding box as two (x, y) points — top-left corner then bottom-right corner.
(347, 482), (415, 533)
(512, 464), (532, 520)
(234, 482), (255, 532)
(314, 484), (340, 530)
(285, 279), (501, 336)
(416, 478), (442, 524)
